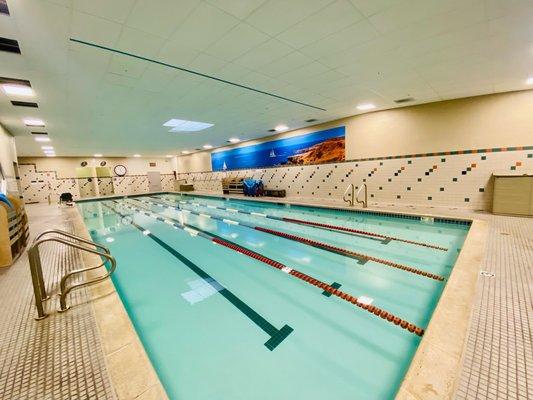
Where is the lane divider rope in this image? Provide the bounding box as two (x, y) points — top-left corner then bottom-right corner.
(159, 196), (447, 251)
(126, 198), (426, 336)
(145, 198), (444, 282)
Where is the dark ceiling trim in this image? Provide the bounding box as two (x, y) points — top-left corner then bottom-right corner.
(69, 37), (327, 112)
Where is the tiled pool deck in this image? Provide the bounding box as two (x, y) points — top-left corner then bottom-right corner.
(0, 200), (531, 399)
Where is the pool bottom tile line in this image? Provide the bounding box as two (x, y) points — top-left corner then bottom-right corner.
(102, 202), (294, 351)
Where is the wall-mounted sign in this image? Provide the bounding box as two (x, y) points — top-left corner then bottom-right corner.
(149, 162), (156, 167)
(211, 126), (345, 171)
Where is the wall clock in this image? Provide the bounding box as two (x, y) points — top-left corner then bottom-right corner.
(114, 165), (127, 176)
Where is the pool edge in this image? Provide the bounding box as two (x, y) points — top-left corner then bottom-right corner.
(66, 205), (170, 400)
(396, 218), (488, 400)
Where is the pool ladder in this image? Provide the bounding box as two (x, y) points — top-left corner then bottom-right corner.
(343, 183), (368, 208)
(28, 229), (117, 320)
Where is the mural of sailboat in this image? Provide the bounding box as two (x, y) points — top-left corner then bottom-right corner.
(222, 161), (227, 170)
(269, 148), (276, 158)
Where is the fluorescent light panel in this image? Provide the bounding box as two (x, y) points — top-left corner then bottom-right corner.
(527, 77), (533, 85)
(34, 137), (50, 142)
(203, 144), (213, 149)
(93, 154), (103, 157)
(164, 118), (214, 132)
(24, 118), (44, 126)
(274, 124), (288, 132)
(228, 137), (240, 143)
(356, 103), (376, 111)
(133, 154), (141, 157)
(2, 84), (34, 96)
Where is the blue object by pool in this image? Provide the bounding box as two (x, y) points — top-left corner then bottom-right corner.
(243, 179), (264, 196)
(78, 194), (469, 400)
(0, 194), (13, 209)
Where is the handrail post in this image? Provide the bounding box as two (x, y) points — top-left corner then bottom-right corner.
(355, 183), (368, 208)
(28, 246), (49, 320)
(343, 183), (355, 206)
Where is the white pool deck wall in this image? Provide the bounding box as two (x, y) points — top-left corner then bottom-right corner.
(175, 90), (533, 212)
(69, 192), (488, 400)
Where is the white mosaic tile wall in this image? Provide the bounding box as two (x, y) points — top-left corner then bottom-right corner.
(19, 163), (175, 203)
(178, 148), (533, 211)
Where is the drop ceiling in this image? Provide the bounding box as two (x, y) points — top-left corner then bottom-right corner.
(0, 0), (532, 156)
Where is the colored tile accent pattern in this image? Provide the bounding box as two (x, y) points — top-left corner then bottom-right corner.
(179, 147), (533, 211)
(18, 163), (175, 203)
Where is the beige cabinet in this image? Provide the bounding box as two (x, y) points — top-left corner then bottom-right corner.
(492, 174), (533, 216)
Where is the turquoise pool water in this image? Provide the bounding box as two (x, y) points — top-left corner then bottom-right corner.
(78, 193), (469, 400)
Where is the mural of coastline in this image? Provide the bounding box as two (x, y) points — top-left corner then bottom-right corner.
(211, 126), (345, 171)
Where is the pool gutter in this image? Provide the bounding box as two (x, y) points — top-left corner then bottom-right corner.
(72, 191), (488, 400)
(66, 205), (169, 400)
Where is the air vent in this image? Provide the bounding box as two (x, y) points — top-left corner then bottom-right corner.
(194, 148), (201, 151)
(11, 101), (38, 108)
(0, 37), (21, 54)
(0, 77), (30, 86)
(305, 119), (318, 123)
(394, 97), (415, 104)
(0, 0), (9, 16)
(31, 131), (48, 135)
(268, 129), (276, 132)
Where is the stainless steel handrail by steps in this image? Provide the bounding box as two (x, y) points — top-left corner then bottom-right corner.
(342, 183), (355, 206)
(355, 183), (368, 208)
(28, 229), (117, 320)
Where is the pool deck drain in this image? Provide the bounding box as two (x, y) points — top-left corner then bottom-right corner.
(0, 200), (531, 399)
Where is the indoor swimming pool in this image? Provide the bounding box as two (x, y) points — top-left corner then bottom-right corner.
(78, 193), (470, 400)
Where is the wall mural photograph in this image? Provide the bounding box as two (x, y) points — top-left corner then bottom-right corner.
(211, 126), (345, 171)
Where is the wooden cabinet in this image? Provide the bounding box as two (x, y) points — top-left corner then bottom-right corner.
(0, 195), (30, 268)
(492, 173), (533, 216)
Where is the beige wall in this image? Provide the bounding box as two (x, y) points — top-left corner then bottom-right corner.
(0, 124), (19, 193)
(177, 90), (533, 173)
(18, 156), (174, 178)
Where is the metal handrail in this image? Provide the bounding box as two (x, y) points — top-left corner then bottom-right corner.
(355, 183), (368, 208)
(28, 230), (116, 320)
(33, 229), (110, 254)
(342, 183), (355, 206)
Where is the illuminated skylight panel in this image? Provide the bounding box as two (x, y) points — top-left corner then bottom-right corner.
(163, 119), (214, 132)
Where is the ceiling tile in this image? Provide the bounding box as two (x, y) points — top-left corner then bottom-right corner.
(232, 39), (294, 70)
(348, 0), (397, 17)
(255, 51), (313, 78)
(72, 0), (136, 24)
(126, 0), (200, 38)
(206, 23), (269, 61)
(169, 2), (240, 52)
(245, 0), (333, 36)
(206, 0), (267, 19)
(277, 0), (364, 49)
(116, 26), (166, 58)
(71, 11), (123, 47)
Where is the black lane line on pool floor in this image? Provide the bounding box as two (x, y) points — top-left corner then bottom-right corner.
(129, 198), (346, 290)
(103, 203), (293, 351)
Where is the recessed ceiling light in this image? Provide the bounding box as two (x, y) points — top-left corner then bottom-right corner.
(165, 155), (173, 158)
(2, 84), (33, 96)
(34, 137), (50, 142)
(41, 146), (54, 150)
(163, 118), (214, 132)
(274, 124), (288, 132)
(181, 150), (190, 155)
(526, 77), (533, 85)
(45, 154), (56, 157)
(203, 144), (213, 149)
(228, 137), (240, 143)
(133, 154), (141, 158)
(24, 118), (45, 127)
(356, 103), (376, 111)
(93, 154), (103, 157)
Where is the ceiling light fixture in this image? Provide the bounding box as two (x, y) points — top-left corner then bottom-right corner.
(356, 103), (376, 111)
(93, 154), (103, 157)
(34, 137), (50, 142)
(133, 154), (141, 158)
(41, 146), (54, 150)
(203, 144), (213, 149)
(163, 119), (214, 132)
(181, 150), (190, 155)
(2, 84), (34, 96)
(228, 137), (240, 143)
(24, 118), (45, 127)
(274, 124), (288, 132)
(45, 154), (56, 157)
(526, 77), (533, 85)
(165, 155), (173, 158)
